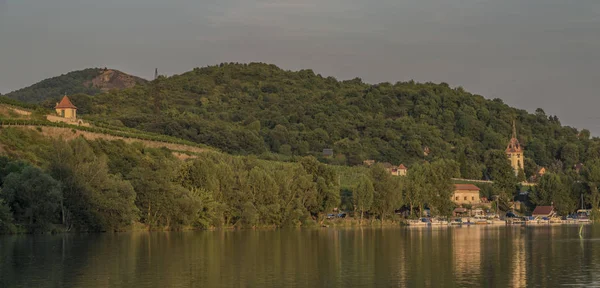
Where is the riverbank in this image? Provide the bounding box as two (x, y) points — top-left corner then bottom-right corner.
(0, 218), (410, 235)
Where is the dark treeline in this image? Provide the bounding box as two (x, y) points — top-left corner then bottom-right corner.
(0, 128), (343, 233)
(54, 62), (597, 178)
(1, 127), (600, 233)
(0, 128), (469, 233)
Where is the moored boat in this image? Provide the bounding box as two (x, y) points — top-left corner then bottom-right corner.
(407, 218), (430, 226)
(506, 217), (526, 225)
(449, 218), (463, 225)
(431, 218), (449, 225)
(576, 209), (591, 223)
(473, 216), (489, 225)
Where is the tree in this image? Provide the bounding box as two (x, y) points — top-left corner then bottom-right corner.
(524, 158), (537, 181)
(517, 167), (526, 182)
(299, 156), (340, 220)
(0, 199), (15, 233)
(583, 160), (600, 219)
(426, 159), (459, 217)
(370, 164), (402, 221)
(47, 139), (138, 231)
(405, 164), (428, 217)
(1, 166), (61, 231)
(484, 150), (518, 208)
(560, 143), (580, 169)
(531, 173), (575, 215)
(353, 175), (374, 222)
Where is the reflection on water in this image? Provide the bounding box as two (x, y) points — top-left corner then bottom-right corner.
(2, 226), (600, 287)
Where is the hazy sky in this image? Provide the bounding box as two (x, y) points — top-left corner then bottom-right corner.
(1, 0), (599, 132)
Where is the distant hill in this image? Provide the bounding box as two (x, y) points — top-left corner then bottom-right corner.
(5, 68), (147, 103)
(74, 62), (597, 178)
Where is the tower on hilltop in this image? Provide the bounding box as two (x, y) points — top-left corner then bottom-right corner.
(506, 120), (524, 176)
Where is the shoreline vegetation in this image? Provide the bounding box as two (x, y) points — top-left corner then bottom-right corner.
(0, 126), (450, 235)
(0, 124), (598, 235)
(2, 63), (600, 234)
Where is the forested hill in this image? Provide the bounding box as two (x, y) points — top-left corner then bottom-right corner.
(61, 63), (597, 176)
(4, 68), (147, 103)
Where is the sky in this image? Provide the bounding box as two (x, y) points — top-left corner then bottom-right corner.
(0, 0), (599, 132)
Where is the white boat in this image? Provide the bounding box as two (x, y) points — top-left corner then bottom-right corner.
(449, 218), (463, 225)
(576, 194), (593, 223)
(576, 209), (592, 223)
(506, 217), (525, 225)
(549, 217), (563, 224)
(489, 219), (506, 225)
(431, 218), (449, 225)
(407, 218), (430, 226)
(473, 216), (489, 225)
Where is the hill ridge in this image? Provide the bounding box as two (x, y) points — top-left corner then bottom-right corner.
(4, 68), (147, 103)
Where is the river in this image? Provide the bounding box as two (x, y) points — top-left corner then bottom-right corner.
(1, 226), (599, 287)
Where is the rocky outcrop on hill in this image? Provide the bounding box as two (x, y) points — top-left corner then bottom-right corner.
(5, 68), (147, 103)
(86, 69), (147, 92)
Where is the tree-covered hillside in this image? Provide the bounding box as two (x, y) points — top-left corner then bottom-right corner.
(77, 63), (595, 178)
(5, 68), (147, 103)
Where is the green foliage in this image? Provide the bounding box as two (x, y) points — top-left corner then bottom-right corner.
(426, 159), (459, 217)
(353, 175), (374, 221)
(0, 118), (207, 149)
(517, 167), (526, 182)
(2, 62), (600, 231)
(0, 198), (16, 233)
(46, 139), (138, 231)
(405, 164), (429, 217)
(369, 164), (403, 220)
(484, 150), (518, 205)
(5, 68), (147, 103)
(560, 143), (580, 169)
(6, 68), (104, 103)
(299, 156), (341, 219)
(0, 96), (39, 110)
(404, 160), (458, 217)
(59, 63), (594, 173)
(1, 166), (62, 232)
(530, 173), (576, 215)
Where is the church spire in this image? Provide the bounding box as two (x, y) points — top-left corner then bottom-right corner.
(512, 120), (517, 139)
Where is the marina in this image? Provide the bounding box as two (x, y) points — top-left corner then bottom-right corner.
(405, 214), (594, 227)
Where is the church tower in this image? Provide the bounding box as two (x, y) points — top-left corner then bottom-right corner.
(506, 120), (524, 176)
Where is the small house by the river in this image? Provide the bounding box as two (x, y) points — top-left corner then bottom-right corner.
(532, 206), (555, 218)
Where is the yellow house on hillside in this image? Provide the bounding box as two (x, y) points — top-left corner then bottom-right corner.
(398, 164), (408, 176)
(383, 163), (408, 176)
(55, 95), (77, 120)
(452, 184), (481, 205)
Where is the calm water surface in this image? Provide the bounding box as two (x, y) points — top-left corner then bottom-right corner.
(2, 226), (600, 287)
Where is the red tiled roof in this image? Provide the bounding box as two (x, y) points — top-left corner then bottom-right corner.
(55, 96), (77, 109)
(506, 137), (523, 153)
(532, 206), (554, 216)
(454, 184), (480, 191)
(398, 164), (407, 170)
